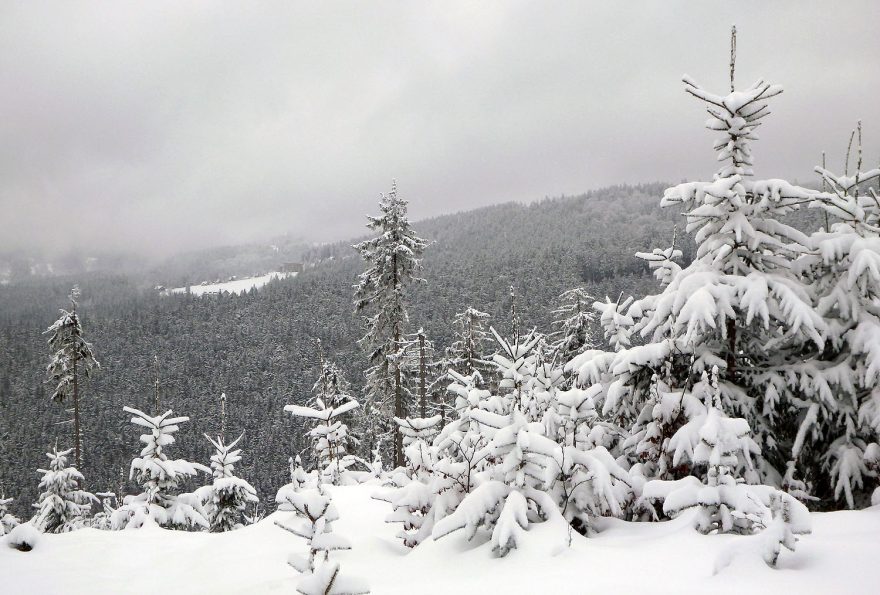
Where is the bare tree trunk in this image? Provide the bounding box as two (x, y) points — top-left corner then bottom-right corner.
(419, 332), (427, 418)
(391, 250), (404, 468)
(73, 348), (81, 469)
(466, 315), (474, 376)
(726, 318), (737, 376)
(154, 356), (160, 413)
(394, 353), (403, 468)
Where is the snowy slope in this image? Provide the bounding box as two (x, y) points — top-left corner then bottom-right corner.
(3, 484), (878, 594)
(165, 272), (296, 297)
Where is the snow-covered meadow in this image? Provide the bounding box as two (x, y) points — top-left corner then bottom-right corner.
(164, 271), (296, 297)
(3, 482), (877, 595)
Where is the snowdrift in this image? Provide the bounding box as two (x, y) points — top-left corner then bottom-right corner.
(2, 484), (878, 594)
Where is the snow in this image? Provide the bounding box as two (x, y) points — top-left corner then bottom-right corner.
(3, 483), (879, 594)
(164, 272), (296, 297)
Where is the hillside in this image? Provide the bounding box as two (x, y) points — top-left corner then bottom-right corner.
(0, 183), (823, 516)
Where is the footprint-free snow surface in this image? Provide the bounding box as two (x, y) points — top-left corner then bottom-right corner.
(3, 483), (878, 594)
(165, 271), (296, 297)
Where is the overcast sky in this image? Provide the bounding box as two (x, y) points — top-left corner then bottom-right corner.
(1, 1), (878, 258)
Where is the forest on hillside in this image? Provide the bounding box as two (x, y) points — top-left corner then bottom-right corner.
(0, 183), (726, 515)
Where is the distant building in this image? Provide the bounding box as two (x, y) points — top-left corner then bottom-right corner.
(280, 262), (303, 274)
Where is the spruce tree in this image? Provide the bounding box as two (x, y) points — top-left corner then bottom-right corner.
(574, 28), (824, 487)
(285, 397), (360, 485)
(196, 433), (259, 532)
(433, 329), (629, 555)
(550, 287), (596, 363)
(0, 493), (20, 536)
(274, 485), (369, 595)
(44, 286), (99, 468)
(794, 123), (880, 507)
(445, 307), (493, 386)
(353, 181), (427, 467)
(112, 407), (208, 529)
(32, 446), (95, 533)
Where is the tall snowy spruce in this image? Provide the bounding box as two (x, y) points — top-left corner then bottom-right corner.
(274, 485), (369, 595)
(353, 180), (427, 468)
(32, 446), (96, 533)
(571, 27), (825, 496)
(112, 407), (208, 529)
(795, 124), (880, 507)
(196, 433), (259, 532)
(44, 286), (99, 468)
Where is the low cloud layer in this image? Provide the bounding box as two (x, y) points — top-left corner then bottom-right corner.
(1, 1), (878, 257)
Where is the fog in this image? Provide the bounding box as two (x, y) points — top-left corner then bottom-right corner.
(1, 1), (878, 258)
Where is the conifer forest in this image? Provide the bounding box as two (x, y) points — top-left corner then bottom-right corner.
(1, 4), (879, 594)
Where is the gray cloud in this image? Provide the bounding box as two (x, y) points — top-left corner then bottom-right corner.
(1, 1), (878, 257)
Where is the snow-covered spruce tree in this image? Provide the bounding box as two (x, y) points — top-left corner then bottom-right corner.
(274, 485), (369, 595)
(384, 370), (491, 547)
(592, 294), (635, 354)
(405, 328), (448, 419)
(432, 329), (630, 555)
(353, 180), (427, 468)
(446, 307), (494, 386)
(622, 370), (695, 498)
(550, 288), (597, 363)
(312, 343), (353, 410)
(642, 366), (812, 562)
(382, 414), (443, 547)
(289, 455), (317, 492)
(112, 407), (208, 530)
(0, 493), (20, 536)
(793, 125), (880, 507)
(310, 353), (360, 464)
(395, 415), (442, 480)
(572, 31), (825, 489)
(44, 286), (99, 468)
(652, 368), (765, 533)
(32, 446), (95, 533)
(91, 491), (118, 530)
(544, 380), (631, 533)
(760, 489), (812, 567)
(196, 433), (258, 532)
(382, 371), (492, 549)
(285, 398), (360, 486)
(618, 235), (691, 489)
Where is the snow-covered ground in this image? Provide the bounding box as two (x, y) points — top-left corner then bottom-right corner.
(165, 272), (296, 297)
(3, 483), (877, 594)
